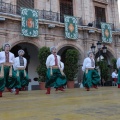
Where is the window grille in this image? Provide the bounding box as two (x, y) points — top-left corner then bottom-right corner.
(60, 0), (73, 22)
(95, 6), (106, 28)
(17, 0), (34, 14)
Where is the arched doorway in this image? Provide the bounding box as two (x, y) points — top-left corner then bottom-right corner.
(95, 50), (114, 64)
(58, 46), (82, 84)
(11, 42), (39, 90)
(58, 46), (73, 63)
(95, 50), (114, 86)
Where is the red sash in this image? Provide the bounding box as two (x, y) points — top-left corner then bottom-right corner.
(113, 78), (117, 82)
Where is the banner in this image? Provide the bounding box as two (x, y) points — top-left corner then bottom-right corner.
(64, 15), (78, 40)
(101, 22), (112, 43)
(21, 8), (39, 37)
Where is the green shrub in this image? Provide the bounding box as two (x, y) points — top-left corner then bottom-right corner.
(97, 60), (109, 81)
(36, 47), (50, 82)
(64, 49), (79, 81)
(111, 58), (117, 70)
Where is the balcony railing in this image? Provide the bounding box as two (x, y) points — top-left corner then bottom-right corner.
(0, 1), (83, 26)
(0, 1), (115, 30)
(92, 20), (115, 31)
(0, 1), (16, 14)
(38, 10), (60, 22)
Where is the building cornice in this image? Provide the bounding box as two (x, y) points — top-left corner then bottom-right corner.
(93, 0), (108, 5)
(0, 13), (120, 36)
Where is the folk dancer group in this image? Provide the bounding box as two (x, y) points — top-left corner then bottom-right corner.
(45, 48), (120, 92)
(82, 50), (120, 90)
(1, 43), (120, 97)
(0, 43), (29, 97)
(45, 48), (101, 93)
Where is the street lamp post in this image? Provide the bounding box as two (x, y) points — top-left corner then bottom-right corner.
(96, 41), (102, 62)
(91, 43), (96, 55)
(91, 41), (107, 86)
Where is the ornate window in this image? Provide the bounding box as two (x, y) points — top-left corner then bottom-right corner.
(95, 6), (106, 28)
(60, 0), (73, 22)
(17, 0), (34, 14)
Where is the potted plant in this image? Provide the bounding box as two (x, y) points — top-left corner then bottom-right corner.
(36, 47), (50, 90)
(64, 49), (79, 88)
(96, 60), (110, 86)
(111, 58), (117, 70)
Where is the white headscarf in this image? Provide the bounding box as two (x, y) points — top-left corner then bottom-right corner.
(18, 49), (25, 55)
(50, 46), (56, 53)
(87, 51), (93, 57)
(3, 43), (11, 50)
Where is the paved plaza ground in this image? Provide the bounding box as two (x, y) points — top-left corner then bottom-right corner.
(0, 87), (120, 120)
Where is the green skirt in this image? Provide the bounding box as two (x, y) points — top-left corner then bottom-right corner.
(45, 68), (67, 88)
(83, 69), (100, 88)
(117, 69), (120, 84)
(0, 66), (17, 92)
(14, 70), (29, 89)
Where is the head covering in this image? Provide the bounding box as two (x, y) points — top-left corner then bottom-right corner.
(87, 51), (93, 57)
(18, 49), (25, 55)
(50, 46), (56, 53)
(3, 43), (11, 50)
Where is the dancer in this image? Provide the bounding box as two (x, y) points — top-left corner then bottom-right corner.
(58, 56), (66, 89)
(0, 43), (17, 97)
(111, 69), (118, 86)
(82, 51), (100, 91)
(116, 58), (120, 88)
(13, 49), (29, 94)
(45, 46), (67, 94)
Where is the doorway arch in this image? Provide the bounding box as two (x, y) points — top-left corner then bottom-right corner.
(11, 42), (39, 90)
(95, 49), (115, 85)
(57, 45), (82, 84)
(95, 50), (114, 64)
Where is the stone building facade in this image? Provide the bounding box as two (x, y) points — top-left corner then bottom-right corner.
(0, 0), (120, 90)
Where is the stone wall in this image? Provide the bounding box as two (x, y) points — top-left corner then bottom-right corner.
(0, 0), (120, 85)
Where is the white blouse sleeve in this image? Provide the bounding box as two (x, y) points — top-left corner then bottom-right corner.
(117, 58), (120, 69)
(82, 58), (87, 71)
(60, 62), (64, 71)
(46, 55), (51, 68)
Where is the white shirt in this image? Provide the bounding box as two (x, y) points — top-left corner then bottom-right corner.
(13, 56), (27, 70)
(0, 51), (15, 64)
(60, 61), (64, 71)
(117, 58), (120, 69)
(111, 72), (118, 78)
(82, 57), (95, 71)
(46, 54), (61, 68)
